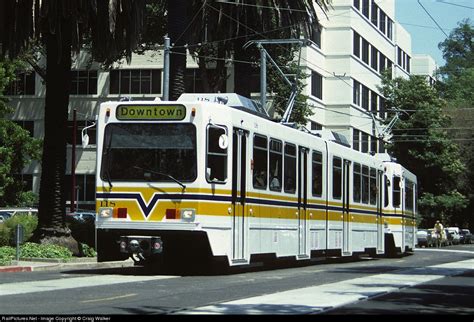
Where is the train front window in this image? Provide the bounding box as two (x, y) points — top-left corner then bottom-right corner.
(101, 123), (197, 182)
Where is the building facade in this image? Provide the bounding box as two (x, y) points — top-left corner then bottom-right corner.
(5, 0), (436, 210)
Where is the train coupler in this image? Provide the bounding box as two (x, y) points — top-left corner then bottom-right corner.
(119, 235), (163, 264)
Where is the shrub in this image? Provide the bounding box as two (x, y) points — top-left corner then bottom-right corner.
(0, 246), (15, 265)
(20, 242), (73, 260)
(0, 214), (38, 247)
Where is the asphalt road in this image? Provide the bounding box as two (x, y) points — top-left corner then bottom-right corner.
(0, 244), (473, 315)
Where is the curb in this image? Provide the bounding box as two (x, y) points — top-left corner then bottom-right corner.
(0, 258), (135, 273)
(0, 266), (33, 273)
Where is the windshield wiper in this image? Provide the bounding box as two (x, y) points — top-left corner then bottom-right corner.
(104, 133), (113, 188)
(133, 166), (186, 190)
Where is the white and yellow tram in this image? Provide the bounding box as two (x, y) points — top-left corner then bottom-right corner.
(95, 93), (417, 270)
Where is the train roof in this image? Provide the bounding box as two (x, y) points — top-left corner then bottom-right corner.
(178, 93), (269, 118)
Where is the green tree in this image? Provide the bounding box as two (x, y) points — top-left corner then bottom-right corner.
(1, 0), (147, 254)
(437, 18), (474, 228)
(0, 58), (42, 207)
(378, 72), (467, 227)
(437, 18), (474, 104)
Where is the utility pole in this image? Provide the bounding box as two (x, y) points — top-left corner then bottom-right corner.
(163, 36), (170, 101)
(71, 109), (77, 213)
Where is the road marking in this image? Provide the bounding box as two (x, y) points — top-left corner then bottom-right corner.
(179, 258), (474, 315)
(416, 248), (474, 254)
(0, 275), (178, 296)
(81, 293), (137, 303)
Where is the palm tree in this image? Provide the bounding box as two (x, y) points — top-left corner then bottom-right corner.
(0, 0), (146, 253)
(187, 0), (330, 97)
(149, 0), (329, 101)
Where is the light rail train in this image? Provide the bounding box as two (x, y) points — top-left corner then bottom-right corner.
(95, 93), (417, 272)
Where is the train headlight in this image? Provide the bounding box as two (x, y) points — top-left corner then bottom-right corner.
(180, 208), (196, 222)
(98, 207), (113, 219)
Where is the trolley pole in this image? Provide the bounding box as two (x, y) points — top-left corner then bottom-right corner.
(163, 36), (170, 101)
(259, 44), (267, 111)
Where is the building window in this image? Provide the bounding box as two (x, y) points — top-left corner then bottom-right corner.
(353, 80), (361, 106)
(311, 28), (322, 48)
(110, 69), (161, 94)
(371, 92), (378, 114)
(371, 1), (378, 26)
(379, 11), (386, 34)
(387, 18), (393, 40)
(370, 135), (377, 154)
(379, 97), (386, 119)
(379, 53), (386, 73)
(371, 47), (378, 70)
(5, 72), (35, 95)
(378, 138), (386, 153)
(311, 71), (323, 99)
(353, 128), (360, 151)
(185, 69), (204, 93)
(362, 0), (370, 18)
(311, 121), (322, 131)
(353, 31), (360, 58)
(353, 0), (360, 10)
(362, 85), (369, 111)
(362, 39), (369, 64)
(71, 70), (98, 95)
(361, 132), (368, 153)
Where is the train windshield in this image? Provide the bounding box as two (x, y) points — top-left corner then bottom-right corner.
(100, 123), (197, 183)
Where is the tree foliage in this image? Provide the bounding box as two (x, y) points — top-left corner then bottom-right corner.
(378, 71), (467, 226)
(437, 18), (474, 104)
(0, 58), (42, 207)
(437, 18), (474, 228)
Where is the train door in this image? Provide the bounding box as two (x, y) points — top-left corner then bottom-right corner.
(297, 147), (309, 259)
(231, 128), (249, 264)
(342, 159), (352, 255)
(376, 170), (384, 254)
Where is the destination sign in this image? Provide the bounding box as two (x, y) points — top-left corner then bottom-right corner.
(116, 104), (186, 120)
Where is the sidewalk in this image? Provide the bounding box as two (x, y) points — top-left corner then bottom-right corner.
(0, 257), (135, 273)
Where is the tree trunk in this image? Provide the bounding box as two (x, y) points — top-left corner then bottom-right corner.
(168, 0), (188, 100)
(31, 15), (79, 255)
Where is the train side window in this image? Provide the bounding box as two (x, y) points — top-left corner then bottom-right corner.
(369, 168), (377, 205)
(362, 165), (369, 204)
(393, 176), (401, 207)
(206, 125), (228, 183)
(253, 134), (268, 190)
(405, 180), (414, 211)
(284, 143), (297, 193)
(312, 151), (323, 197)
(353, 163), (361, 202)
(384, 175), (389, 207)
(332, 157), (342, 199)
(269, 139), (282, 192)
